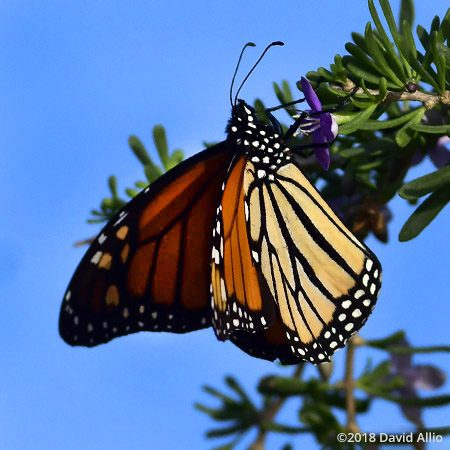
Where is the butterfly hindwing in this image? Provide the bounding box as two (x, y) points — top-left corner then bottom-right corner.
(210, 101), (382, 364)
(245, 159), (382, 364)
(60, 142), (233, 346)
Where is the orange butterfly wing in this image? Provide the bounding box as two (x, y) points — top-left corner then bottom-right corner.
(211, 156), (275, 340)
(60, 142), (233, 346)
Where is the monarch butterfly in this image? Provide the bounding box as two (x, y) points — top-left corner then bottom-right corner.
(60, 43), (382, 365)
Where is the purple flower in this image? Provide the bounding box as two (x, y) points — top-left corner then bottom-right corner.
(389, 338), (446, 426)
(412, 136), (450, 168)
(299, 77), (338, 171)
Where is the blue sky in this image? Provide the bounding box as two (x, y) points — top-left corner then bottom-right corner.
(1, 1), (449, 449)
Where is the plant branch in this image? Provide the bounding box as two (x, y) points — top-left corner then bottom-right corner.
(344, 335), (361, 433)
(336, 83), (449, 109)
(249, 364), (304, 450)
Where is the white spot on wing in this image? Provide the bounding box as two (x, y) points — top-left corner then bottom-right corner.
(91, 251), (103, 265)
(362, 274), (369, 286)
(114, 212), (128, 227)
(220, 277), (227, 301)
(342, 300), (352, 309)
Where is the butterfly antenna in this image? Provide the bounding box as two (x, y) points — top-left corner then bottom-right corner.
(233, 41), (284, 105)
(230, 42), (256, 107)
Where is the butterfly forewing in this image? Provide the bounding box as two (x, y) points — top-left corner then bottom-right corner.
(60, 142), (233, 347)
(211, 155), (275, 340)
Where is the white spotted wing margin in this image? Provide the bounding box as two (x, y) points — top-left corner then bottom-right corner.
(243, 159), (382, 365)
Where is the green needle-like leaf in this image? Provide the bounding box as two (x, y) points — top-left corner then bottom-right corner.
(395, 106), (425, 147)
(399, 165), (450, 200)
(351, 32), (370, 53)
(124, 188), (139, 198)
(398, 20), (418, 69)
(202, 385), (237, 405)
(437, 42), (450, 65)
(329, 54), (347, 82)
(168, 149), (184, 168)
(108, 175), (119, 198)
(144, 164), (162, 184)
(225, 377), (253, 406)
(260, 422), (309, 434)
(411, 123), (450, 134)
(404, 42), (440, 89)
(382, 345), (450, 354)
(344, 57), (396, 87)
(152, 125), (170, 168)
(339, 103), (378, 134)
(345, 42), (382, 76)
(206, 424), (244, 438)
(437, 7), (450, 43)
(416, 24), (430, 50)
(282, 80), (294, 103)
(360, 108), (420, 130)
(373, 0), (410, 78)
(377, 393), (450, 408)
(364, 23), (404, 87)
(399, 183), (450, 241)
(273, 81), (287, 106)
(399, 0), (415, 37)
(128, 135), (152, 166)
(316, 67), (334, 81)
(366, 330), (406, 349)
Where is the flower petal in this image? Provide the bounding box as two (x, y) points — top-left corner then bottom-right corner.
(311, 128), (330, 170)
(429, 136), (450, 168)
(301, 77), (321, 111)
(411, 151), (425, 166)
(397, 386), (424, 427)
(390, 338), (412, 372)
(410, 365), (447, 390)
(320, 113), (337, 142)
(314, 147), (330, 171)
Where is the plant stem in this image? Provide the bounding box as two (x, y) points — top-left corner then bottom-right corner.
(249, 364), (304, 450)
(336, 85), (448, 109)
(344, 336), (360, 433)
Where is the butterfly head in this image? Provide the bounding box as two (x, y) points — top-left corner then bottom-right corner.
(226, 99), (259, 135)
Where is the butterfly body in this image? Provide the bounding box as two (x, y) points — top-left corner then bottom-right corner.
(60, 99), (382, 364)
